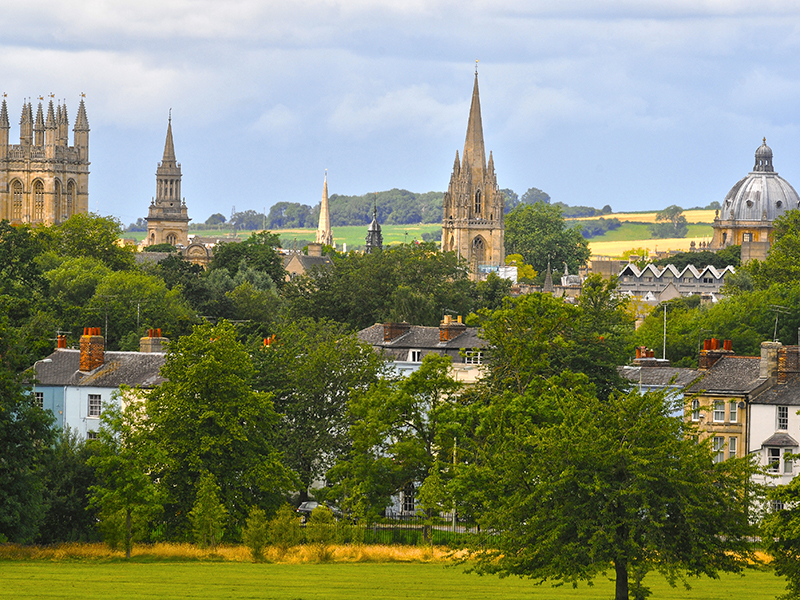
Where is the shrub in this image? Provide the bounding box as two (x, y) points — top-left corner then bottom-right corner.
(268, 504), (302, 556)
(306, 506), (336, 561)
(242, 506), (269, 561)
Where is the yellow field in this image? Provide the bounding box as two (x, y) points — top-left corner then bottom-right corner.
(572, 209), (717, 224)
(589, 236), (711, 259)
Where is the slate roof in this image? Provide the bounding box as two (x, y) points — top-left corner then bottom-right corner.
(685, 356), (762, 395)
(284, 254), (333, 270)
(358, 324), (484, 361)
(751, 374), (800, 406)
(35, 349), (166, 388)
(619, 366), (701, 388)
(762, 432), (799, 447)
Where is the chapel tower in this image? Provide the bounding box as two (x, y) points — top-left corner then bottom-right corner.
(316, 171), (333, 246)
(441, 69), (504, 280)
(146, 114), (190, 246)
(0, 96), (90, 224)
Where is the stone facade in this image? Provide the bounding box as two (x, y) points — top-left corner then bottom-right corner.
(0, 97), (89, 224)
(146, 116), (190, 247)
(441, 71), (505, 280)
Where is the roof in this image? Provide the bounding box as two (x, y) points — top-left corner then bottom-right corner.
(35, 349), (166, 388)
(618, 263), (735, 280)
(751, 374), (800, 406)
(358, 324), (484, 361)
(685, 356), (762, 395)
(284, 253), (333, 271)
(762, 432), (799, 447)
(619, 366), (701, 388)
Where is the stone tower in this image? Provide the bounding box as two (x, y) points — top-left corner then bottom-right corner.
(0, 96), (89, 224)
(441, 71), (504, 280)
(146, 115), (190, 246)
(316, 171), (333, 246)
(365, 200), (383, 253)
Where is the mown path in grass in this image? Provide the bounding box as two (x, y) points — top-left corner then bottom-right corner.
(0, 562), (787, 600)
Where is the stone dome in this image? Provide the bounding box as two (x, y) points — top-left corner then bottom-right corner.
(722, 139), (799, 222)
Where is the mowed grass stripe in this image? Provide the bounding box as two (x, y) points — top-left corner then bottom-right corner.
(0, 562), (787, 600)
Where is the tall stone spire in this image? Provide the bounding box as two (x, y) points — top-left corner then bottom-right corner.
(316, 170), (333, 246)
(462, 71), (486, 179)
(146, 112), (189, 247)
(161, 113), (177, 167)
(34, 102), (45, 146)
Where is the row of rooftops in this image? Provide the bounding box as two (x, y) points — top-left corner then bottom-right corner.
(618, 263), (735, 280)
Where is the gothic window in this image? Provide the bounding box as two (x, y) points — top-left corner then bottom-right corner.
(472, 236), (486, 267)
(33, 180), (44, 221)
(11, 181), (22, 220)
(54, 180), (61, 223)
(474, 189), (482, 215)
(166, 233), (177, 245)
(66, 181), (75, 218)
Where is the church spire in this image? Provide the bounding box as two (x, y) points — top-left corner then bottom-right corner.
(463, 71), (486, 178)
(316, 170), (333, 246)
(161, 111), (177, 167)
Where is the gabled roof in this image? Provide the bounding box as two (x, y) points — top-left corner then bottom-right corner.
(618, 263), (735, 280)
(358, 324), (483, 352)
(35, 349), (166, 388)
(762, 432), (799, 447)
(751, 374), (800, 406)
(685, 356), (762, 395)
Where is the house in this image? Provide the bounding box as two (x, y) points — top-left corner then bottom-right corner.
(617, 263), (734, 299)
(357, 316), (486, 383)
(619, 347), (700, 410)
(33, 328), (167, 440)
(284, 242), (333, 281)
(686, 339), (800, 487)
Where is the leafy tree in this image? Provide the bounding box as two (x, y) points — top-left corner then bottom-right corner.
(37, 428), (101, 543)
(649, 204), (689, 239)
(267, 202), (314, 229)
(520, 187), (550, 205)
(144, 243), (178, 252)
(242, 506), (269, 561)
(0, 318), (55, 543)
(230, 209), (267, 231)
(210, 231), (286, 286)
(189, 472), (228, 551)
(284, 242), (473, 330)
(747, 210), (800, 288)
(0, 220), (49, 323)
(44, 213), (135, 271)
(205, 213), (227, 226)
(147, 321), (295, 536)
(763, 480), (800, 600)
(253, 318), (387, 501)
(87, 397), (163, 558)
(467, 385), (757, 600)
(652, 248), (740, 270)
(305, 506), (336, 559)
(504, 203), (590, 277)
(268, 504), (302, 555)
(500, 188), (519, 213)
(503, 254), (536, 282)
(470, 272), (513, 313)
(124, 217), (148, 232)
(328, 354), (462, 520)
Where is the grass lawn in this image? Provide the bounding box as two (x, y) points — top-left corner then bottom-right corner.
(582, 222), (713, 243)
(0, 561), (786, 600)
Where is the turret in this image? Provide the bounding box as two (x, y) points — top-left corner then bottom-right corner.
(34, 101), (44, 147)
(45, 100), (56, 156)
(73, 97), (89, 159)
(0, 99), (9, 158)
(19, 102), (32, 146)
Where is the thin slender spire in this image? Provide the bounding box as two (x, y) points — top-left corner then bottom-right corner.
(0, 99), (8, 129)
(316, 170), (333, 246)
(161, 112), (176, 166)
(34, 102), (44, 130)
(463, 71), (486, 178)
(74, 97), (89, 131)
(543, 259), (554, 293)
(45, 100), (56, 129)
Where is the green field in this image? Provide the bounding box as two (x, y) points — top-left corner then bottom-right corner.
(579, 222), (714, 242)
(0, 561), (787, 600)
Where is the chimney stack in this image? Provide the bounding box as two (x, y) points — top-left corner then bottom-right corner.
(383, 322), (411, 342)
(56, 334), (67, 349)
(79, 327), (104, 371)
(699, 338), (734, 370)
(439, 315), (467, 342)
(760, 341), (782, 380)
(307, 242), (323, 257)
(140, 328), (169, 353)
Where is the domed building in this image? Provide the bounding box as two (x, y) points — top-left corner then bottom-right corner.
(710, 139), (800, 261)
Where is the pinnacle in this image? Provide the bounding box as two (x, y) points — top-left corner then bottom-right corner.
(0, 100), (8, 128)
(46, 100), (56, 128)
(74, 98), (89, 131)
(161, 116), (176, 164)
(463, 71), (486, 177)
(35, 102), (44, 130)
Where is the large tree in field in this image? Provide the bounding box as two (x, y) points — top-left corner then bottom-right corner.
(253, 318), (388, 501)
(466, 383), (758, 600)
(147, 321), (294, 537)
(504, 203), (590, 276)
(328, 354), (462, 520)
(210, 231), (286, 285)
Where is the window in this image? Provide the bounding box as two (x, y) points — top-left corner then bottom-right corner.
(474, 189), (482, 215)
(86, 431), (98, 441)
(713, 437), (725, 463)
(35, 392), (43, 409)
(464, 350), (483, 365)
(409, 350), (422, 362)
(729, 401), (737, 423)
(728, 436), (737, 459)
(768, 448), (781, 473)
(772, 499), (785, 512)
(402, 483), (415, 513)
(33, 180), (44, 221)
(778, 406), (789, 430)
(713, 400), (725, 423)
(88, 394), (101, 418)
(691, 399), (700, 422)
(12, 180), (22, 220)
(742, 232), (752, 242)
(786, 451), (795, 475)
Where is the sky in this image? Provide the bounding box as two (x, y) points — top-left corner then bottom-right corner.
(6, 0), (800, 224)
